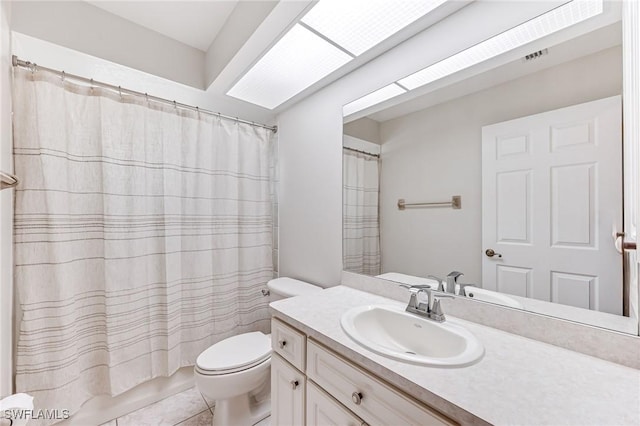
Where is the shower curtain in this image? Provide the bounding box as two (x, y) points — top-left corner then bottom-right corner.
(343, 149), (381, 275)
(12, 67), (275, 418)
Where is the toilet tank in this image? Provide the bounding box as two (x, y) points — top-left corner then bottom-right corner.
(267, 277), (322, 302)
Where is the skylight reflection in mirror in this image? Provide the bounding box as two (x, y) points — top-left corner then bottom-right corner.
(344, 0), (604, 117)
(399, 0), (603, 89)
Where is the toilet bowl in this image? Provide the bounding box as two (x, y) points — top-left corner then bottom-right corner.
(194, 277), (322, 425)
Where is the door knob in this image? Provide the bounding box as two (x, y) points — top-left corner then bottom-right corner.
(485, 249), (502, 258)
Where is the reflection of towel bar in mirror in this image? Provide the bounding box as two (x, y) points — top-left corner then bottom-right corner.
(397, 196), (461, 210)
(0, 171), (18, 190)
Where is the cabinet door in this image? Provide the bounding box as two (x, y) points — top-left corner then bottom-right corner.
(271, 353), (305, 426)
(307, 380), (364, 426)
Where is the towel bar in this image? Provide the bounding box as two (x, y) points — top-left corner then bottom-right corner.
(398, 196), (461, 210)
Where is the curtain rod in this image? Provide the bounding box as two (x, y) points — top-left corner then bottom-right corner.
(11, 55), (278, 133)
(343, 146), (380, 158)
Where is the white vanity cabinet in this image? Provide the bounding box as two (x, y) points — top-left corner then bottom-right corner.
(270, 318), (456, 426)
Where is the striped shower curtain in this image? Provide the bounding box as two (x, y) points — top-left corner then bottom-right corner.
(343, 149), (381, 275)
(12, 67), (275, 419)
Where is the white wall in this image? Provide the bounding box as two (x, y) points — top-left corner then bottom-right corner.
(343, 118), (381, 145)
(277, 1), (565, 286)
(378, 46), (622, 284)
(11, 1), (205, 89)
(0, 0), (12, 398)
(343, 136), (381, 156)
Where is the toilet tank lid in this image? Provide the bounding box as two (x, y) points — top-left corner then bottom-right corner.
(267, 277), (322, 297)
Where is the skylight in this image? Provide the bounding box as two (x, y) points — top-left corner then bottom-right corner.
(227, 24), (352, 110)
(301, 0), (447, 56)
(227, 0), (447, 109)
(344, 0), (604, 117)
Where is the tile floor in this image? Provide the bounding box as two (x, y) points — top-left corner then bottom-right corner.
(99, 387), (271, 426)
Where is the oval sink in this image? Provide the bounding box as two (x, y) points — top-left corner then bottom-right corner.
(341, 305), (484, 367)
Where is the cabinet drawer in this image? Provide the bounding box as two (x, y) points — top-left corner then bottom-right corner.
(307, 380), (365, 426)
(271, 318), (306, 371)
(307, 340), (456, 426)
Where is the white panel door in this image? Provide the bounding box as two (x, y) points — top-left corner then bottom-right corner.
(482, 96), (622, 314)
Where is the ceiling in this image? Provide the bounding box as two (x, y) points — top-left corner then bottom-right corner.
(88, 1), (239, 52)
(11, 0), (598, 120)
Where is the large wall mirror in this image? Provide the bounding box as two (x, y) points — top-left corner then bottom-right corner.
(342, 1), (639, 334)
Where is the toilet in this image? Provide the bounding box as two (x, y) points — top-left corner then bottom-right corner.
(194, 277), (322, 426)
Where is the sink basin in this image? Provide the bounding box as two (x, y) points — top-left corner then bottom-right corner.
(462, 286), (523, 309)
(341, 305), (484, 367)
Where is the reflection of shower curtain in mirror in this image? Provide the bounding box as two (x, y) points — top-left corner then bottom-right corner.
(343, 150), (381, 275)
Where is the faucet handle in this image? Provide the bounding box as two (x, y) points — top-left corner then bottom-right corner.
(430, 299), (447, 322)
(426, 275), (445, 291)
(400, 285), (430, 311)
(398, 283), (434, 290)
(458, 283), (474, 296)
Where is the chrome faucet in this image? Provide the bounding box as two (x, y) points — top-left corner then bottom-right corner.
(446, 271), (464, 294)
(400, 284), (454, 322)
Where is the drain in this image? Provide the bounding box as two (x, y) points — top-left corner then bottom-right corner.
(405, 351), (416, 355)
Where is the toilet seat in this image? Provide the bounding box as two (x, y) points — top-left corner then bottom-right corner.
(195, 332), (271, 375)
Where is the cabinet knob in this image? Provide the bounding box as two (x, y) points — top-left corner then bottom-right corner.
(351, 391), (363, 405)
(278, 340), (287, 349)
(290, 380), (299, 390)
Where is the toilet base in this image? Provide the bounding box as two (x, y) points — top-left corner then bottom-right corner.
(212, 393), (270, 426)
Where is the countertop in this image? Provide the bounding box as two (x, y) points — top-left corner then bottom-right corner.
(269, 285), (640, 425)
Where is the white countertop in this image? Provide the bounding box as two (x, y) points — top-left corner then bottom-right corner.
(269, 285), (640, 425)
